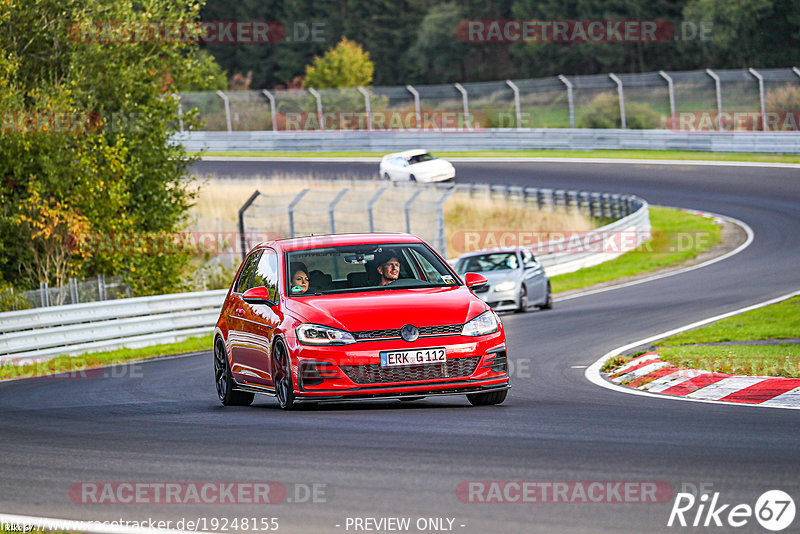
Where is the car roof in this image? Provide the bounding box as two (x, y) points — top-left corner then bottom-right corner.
(383, 149), (430, 159)
(255, 232), (424, 252)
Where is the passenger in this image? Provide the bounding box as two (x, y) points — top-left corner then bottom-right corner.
(376, 253), (401, 286)
(289, 263), (309, 294)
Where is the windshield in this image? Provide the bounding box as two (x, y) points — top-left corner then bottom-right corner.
(408, 152), (435, 164)
(286, 243), (459, 296)
(455, 253), (519, 274)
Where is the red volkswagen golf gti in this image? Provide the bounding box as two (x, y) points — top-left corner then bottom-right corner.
(213, 233), (510, 409)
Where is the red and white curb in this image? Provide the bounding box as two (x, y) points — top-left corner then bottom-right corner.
(607, 352), (800, 407)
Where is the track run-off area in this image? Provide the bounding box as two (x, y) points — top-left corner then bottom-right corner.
(1, 158), (799, 534)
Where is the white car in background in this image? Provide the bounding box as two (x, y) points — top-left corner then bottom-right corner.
(379, 149), (455, 183)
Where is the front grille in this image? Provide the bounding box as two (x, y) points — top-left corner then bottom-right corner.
(353, 323), (463, 340)
(341, 356), (481, 384)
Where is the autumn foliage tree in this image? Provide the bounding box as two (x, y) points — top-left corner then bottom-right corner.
(304, 38), (374, 88)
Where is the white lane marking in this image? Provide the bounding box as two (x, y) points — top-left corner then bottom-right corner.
(585, 289), (800, 410)
(685, 376), (767, 400)
(0, 512), (212, 534)
(570, 365), (587, 369)
(611, 361), (671, 383)
(557, 211), (754, 302)
(761, 386), (800, 407)
(199, 156), (800, 169)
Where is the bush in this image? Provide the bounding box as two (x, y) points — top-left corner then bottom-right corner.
(578, 93), (661, 129)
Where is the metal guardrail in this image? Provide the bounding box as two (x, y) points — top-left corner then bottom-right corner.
(0, 187), (649, 364)
(177, 129), (800, 154)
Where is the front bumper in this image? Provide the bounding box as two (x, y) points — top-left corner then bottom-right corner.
(286, 332), (509, 399)
(475, 287), (519, 312)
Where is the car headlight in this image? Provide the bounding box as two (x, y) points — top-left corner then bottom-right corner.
(296, 324), (356, 345)
(494, 280), (516, 292)
(462, 310), (499, 337)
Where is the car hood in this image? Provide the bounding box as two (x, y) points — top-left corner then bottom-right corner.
(284, 286), (486, 332)
(409, 160), (453, 174)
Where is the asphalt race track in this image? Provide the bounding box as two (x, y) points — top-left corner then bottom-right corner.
(2, 159), (799, 534)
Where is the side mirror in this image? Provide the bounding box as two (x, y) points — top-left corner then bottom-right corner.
(464, 272), (488, 290)
(242, 286), (275, 306)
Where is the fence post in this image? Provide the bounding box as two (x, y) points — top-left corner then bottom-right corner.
(659, 71), (676, 129)
(357, 86), (372, 130)
(706, 69), (723, 130)
(215, 90), (232, 133)
(173, 94), (184, 133)
(238, 190), (262, 260)
(505, 80), (522, 129)
(367, 188), (386, 232)
(608, 73), (626, 129)
(288, 189), (310, 238)
(748, 68), (767, 131)
(261, 89), (278, 131)
(793, 67), (800, 79)
(558, 75), (575, 128)
(404, 189), (424, 233)
(308, 88), (324, 130)
(98, 274), (107, 301)
(328, 189), (349, 233)
(435, 187), (455, 257)
(40, 282), (49, 307)
(69, 277), (79, 304)
(454, 83), (470, 129)
(406, 85), (421, 129)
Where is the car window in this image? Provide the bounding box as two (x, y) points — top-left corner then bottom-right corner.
(521, 249), (537, 267)
(408, 153), (435, 164)
(392, 156), (406, 166)
(456, 253), (518, 273)
(234, 250), (262, 293)
(252, 248), (279, 301)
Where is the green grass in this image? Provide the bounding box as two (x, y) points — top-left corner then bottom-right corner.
(656, 296), (800, 345)
(658, 344), (800, 378)
(551, 206), (722, 293)
(0, 335), (211, 381)
(194, 149), (800, 164)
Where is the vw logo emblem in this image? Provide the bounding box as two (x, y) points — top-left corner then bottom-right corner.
(400, 324), (419, 342)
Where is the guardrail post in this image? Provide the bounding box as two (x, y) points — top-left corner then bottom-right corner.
(238, 190), (262, 260)
(706, 69), (723, 130)
(558, 75), (575, 128)
(367, 188), (386, 232)
(215, 90), (232, 133)
(288, 189), (310, 238)
(328, 189), (349, 233)
(308, 88), (324, 130)
(609, 73), (626, 129)
(659, 71), (676, 129)
(406, 85), (421, 129)
(748, 68), (767, 131)
(404, 189), (423, 233)
(261, 89), (278, 131)
(505, 80), (522, 129)
(454, 83), (470, 129)
(357, 86), (372, 130)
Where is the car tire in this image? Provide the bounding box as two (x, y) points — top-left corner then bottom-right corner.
(515, 285), (528, 313)
(214, 339), (254, 407)
(409, 174), (416, 182)
(540, 282), (553, 310)
(466, 389), (508, 406)
(272, 340), (296, 410)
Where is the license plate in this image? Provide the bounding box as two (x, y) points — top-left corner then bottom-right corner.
(380, 347), (447, 367)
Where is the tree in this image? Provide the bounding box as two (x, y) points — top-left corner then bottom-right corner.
(0, 0), (222, 294)
(304, 37), (374, 88)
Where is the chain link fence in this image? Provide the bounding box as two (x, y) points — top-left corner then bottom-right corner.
(0, 275), (131, 312)
(179, 67), (800, 133)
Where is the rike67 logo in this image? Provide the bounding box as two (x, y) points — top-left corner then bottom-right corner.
(668, 488), (795, 531)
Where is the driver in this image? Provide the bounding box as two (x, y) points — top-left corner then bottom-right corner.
(376, 253), (401, 286)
